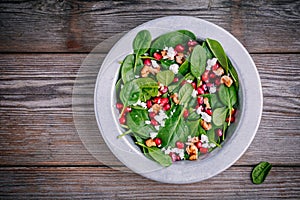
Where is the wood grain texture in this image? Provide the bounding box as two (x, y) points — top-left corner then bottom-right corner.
(0, 54), (299, 166)
(0, 0), (299, 53)
(0, 166), (299, 199)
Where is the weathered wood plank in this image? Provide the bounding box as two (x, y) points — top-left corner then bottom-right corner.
(0, 166), (299, 199)
(0, 0), (299, 53)
(1, 54), (300, 98)
(0, 93), (299, 166)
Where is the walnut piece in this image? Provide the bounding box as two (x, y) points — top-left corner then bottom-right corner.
(175, 52), (185, 64)
(141, 65), (161, 77)
(152, 104), (162, 114)
(189, 154), (198, 160)
(171, 93), (179, 105)
(221, 75), (233, 87)
(203, 97), (211, 109)
(213, 67), (224, 76)
(201, 120), (212, 131)
(145, 138), (156, 147)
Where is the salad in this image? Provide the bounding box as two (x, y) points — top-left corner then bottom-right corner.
(115, 30), (239, 167)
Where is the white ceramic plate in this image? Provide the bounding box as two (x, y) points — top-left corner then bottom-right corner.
(94, 16), (263, 184)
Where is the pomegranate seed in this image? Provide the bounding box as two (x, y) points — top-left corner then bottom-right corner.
(151, 119), (158, 126)
(153, 97), (161, 104)
(154, 138), (162, 146)
(202, 70), (209, 82)
(206, 108), (212, 116)
(197, 96), (204, 105)
(209, 72), (216, 79)
(176, 141), (184, 149)
(149, 112), (156, 118)
(187, 40), (198, 47)
(231, 108), (236, 116)
(146, 100), (152, 108)
(124, 107), (132, 113)
(119, 117), (126, 124)
(226, 116), (235, 123)
(160, 97), (169, 106)
(153, 52), (163, 61)
(176, 155), (181, 161)
(183, 109), (189, 119)
(116, 103), (123, 110)
(215, 78), (221, 86)
(175, 44), (185, 53)
(173, 77), (179, 83)
(200, 147), (208, 154)
(163, 104), (171, 111)
(212, 62), (220, 71)
(195, 141), (202, 149)
(201, 84), (208, 91)
(191, 82), (197, 89)
(143, 58), (151, 66)
(197, 87), (205, 95)
(169, 152), (177, 162)
(216, 129), (223, 137)
(206, 83), (213, 87)
(160, 86), (168, 94)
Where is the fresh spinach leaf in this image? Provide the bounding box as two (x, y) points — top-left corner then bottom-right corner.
(228, 57), (239, 88)
(121, 54), (135, 83)
(157, 106), (188, 147)
(206, 38), (228, 73)
(187, 111), (201, 121)
(177, 30), (196, 40)
(212, 107), (228, 126)
(251, 161), (272, 184)
(186, 120), (200, 137)
(218, 85), (237, 107)
(126, 108), (154, 139)
(134, 77), (159, 101)
(160, 59), (176, 70)
(178, 59), (190, 76)
(133, 30), (151, 56)
(135, 57), (144, 76)
(120, 81), (140, 106)
(150, 31), (194, 55)
(156, 70), (175, 86)
(178, 83), (193, 105)
(115, 78), (123, 102)
(190, 45), (207, 79)
(207, 128), (217, 143)
(202, 41), (213, 59)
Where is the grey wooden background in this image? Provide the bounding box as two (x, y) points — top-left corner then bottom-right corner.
(0, 0), (299, 199)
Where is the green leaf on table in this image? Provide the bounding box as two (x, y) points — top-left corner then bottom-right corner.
(156, 70), (175, 86)
(133, 30), (151, 56)
(178, 83), (193, 105)
(190, 45), (207, 79)
(206, 38), (228, 73)
(121, 54), (135, 83)
(251, 161), (272, 184)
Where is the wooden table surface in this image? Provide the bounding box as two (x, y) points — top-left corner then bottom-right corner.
(1, 0), (300, 199)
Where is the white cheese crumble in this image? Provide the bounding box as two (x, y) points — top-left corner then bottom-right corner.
(201, 134), (216, 148)
(186, 80), (193, 83)
(162, 146), (185, 159)
(145, 120), (151, 125)
(154, 110), (168, 127)
(133, 99), (147, 109)
(209, 85), (217, 94)
(166, 47), (176, 60)
(150, 132), (158, 139)
(206, 58), (218, 70)
(192, 89), (198, 98)
(155, 125), (160, 131)
(196, 107), (212, 122)
(135, 75), (140, 78)
(151, 60), (160, 68)
(169, 63), (179, 74)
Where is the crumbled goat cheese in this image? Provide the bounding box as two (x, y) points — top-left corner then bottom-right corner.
(196, 107), (212, 122)
(169, 64), (179, 74)
(166, 47), (177, 60)
(162, 146), (185, 159)
(201, 134), (216, 148)
(186, 80), (193, 83)
(133, 99), (147, 109)
(135, 75), (140, 78)
(151, 60), (160, 68)
(206, 58), (218, 70)
(155, 125), (160, 131)
(209, 85), (217, 94)
(145, 120), (151, 125)
(192, 89), (198, 98)
(150, 132), (158, 139)
(154, 110), (168, 126)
